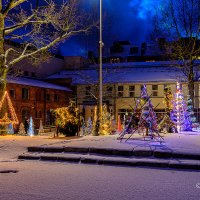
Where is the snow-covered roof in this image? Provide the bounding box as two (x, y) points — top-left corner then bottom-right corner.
(7, 77), (71, 91)
(46, 67), (188, 85)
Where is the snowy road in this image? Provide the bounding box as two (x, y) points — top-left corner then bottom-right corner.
(0, 160), (200, 200)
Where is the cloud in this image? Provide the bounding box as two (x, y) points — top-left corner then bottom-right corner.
(60, 0), (160, 56)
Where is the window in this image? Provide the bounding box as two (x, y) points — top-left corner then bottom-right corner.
(85, 86), (91, 96)
(46, 94), (51, 102)
(9, 89), (15, 99)
(117, 86), (124, 97)
(129, 85), (135, 97)
(22, 88), (29, 100)
(106, 86), (113, 96)
(54, 94), (59, 102)
(152, 85), (158, 97)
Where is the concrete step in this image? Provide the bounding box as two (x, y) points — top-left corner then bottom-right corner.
(18, 152), (200, 170)
(27, 146), (200, 160)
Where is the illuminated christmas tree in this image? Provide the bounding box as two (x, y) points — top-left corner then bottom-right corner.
(158, 86), (175, 132)
(54, 105), (79, 136)
(185, 96), (199, 129)
(139, 85), (158, 136)
(92, 106), (98, 136)
(171, 82), (186, 132)
(0, 91), (18, 126)
(28, 117), (34, 136)
(7, 123), (14, 134)
(100, 104), (111, 135)
(18, 122), (26, 135)
(79, 118), (85, 136)
(38, 120), (44, 135)
(86, 117), (92, 135)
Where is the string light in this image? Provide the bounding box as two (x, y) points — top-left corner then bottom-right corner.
(0, 91), (19, 125)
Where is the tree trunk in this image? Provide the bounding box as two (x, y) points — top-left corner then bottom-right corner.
(188, 66), (195, 106)
(0, 14), (7, 97)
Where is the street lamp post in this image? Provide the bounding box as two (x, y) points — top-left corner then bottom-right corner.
(99, 0), (103, 135)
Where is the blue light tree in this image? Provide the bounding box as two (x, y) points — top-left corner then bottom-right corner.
(185, 96), (199, 130)
(7, 123), (14, 134)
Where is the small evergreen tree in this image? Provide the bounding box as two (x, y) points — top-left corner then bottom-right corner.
(18, 122), (26, 135)
(171, 82), (189, 132)
(100, 104), (111, 135)
(28, 117), (34, 136)
(7, 123), (14, 134)
(139, 85), (158, 136)
(86, 117), (93, 135)
(158, 86), (175, 133)
(185, 96), (199, 129)
(54, 105), (79, 137)
(38, 120), (44, 135)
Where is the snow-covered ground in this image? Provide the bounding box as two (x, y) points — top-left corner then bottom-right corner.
(1, 133), (200, 200)
(0, 135), (62, 161)
(1, 161), (200, 200)
(2, 132), (200, 160)
(43, 132), (200, 153)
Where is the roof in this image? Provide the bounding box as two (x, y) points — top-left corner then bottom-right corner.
(46, 61), (197, 85)
(7, 77), (71, 92)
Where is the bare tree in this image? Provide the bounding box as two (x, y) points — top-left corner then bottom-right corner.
(0, 0), (95, 93)
(153, 0), (200, 102)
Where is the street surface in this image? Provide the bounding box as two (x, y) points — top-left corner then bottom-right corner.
(0, 160), (200, 200)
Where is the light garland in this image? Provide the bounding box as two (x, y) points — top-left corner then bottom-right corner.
(0, 91), (19, 125)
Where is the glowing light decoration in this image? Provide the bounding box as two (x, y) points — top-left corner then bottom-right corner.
(85, 117), (92, 135)
(0, 91), (18, 125)
(27, 117), (34, 136)
(171, 82), (186, 132)
(139, 85), (158, 136)
(38, 120), (44, 135)
(100, 104), (111, 135)
(7, 123), (14, 134)
(18, 122), (26, 135)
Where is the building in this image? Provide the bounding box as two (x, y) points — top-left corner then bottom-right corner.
(6, 76), (71, 128)
(46, 60), (200, 122)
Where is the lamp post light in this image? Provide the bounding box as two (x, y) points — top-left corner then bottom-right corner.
(99, 0), (103, 135)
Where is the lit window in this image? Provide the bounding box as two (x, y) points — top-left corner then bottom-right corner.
(129, 85), (135, 97)
(152, 85), (158, 97)
(118, 86), (124, 97)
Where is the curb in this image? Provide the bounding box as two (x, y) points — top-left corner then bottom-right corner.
(18, 154), (200, 170)
(27, 146), (200, 160)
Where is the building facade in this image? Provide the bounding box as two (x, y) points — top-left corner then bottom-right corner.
(6, 77), (71, 128)
(46, 61), (200, 123)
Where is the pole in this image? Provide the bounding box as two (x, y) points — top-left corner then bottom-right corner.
(99, 0), (103, 135)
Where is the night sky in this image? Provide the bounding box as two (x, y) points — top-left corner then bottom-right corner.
(59, 0), (161, 56)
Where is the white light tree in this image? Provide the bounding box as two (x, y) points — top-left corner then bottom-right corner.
(0, 0), (95, 94)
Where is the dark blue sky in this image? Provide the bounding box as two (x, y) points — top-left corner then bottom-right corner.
(59, 0), (160, 56)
